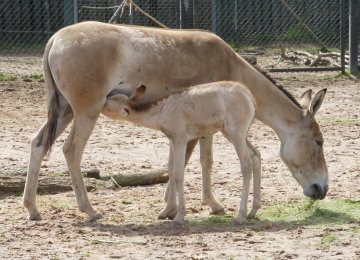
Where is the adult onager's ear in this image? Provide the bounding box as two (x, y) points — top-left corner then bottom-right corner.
(307, 88), (327, 116)
(300, 89), (312, 109)
(130, 85), (146, 102)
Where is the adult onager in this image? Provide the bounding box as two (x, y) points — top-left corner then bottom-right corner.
(103, 82), (257, 224)
(23, 21), (328, 222)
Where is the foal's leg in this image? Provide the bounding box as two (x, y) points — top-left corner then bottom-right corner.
(158, 144), (177, 220)
(247, 141), (261, 218)
(171, 138), (187, 225)
(232, 136), (253, 225)
(223, 122), (253, 225)
(23, 103), (73, 220)
(163, 139), (198, 202)
(200, 136), (225, 215)
(62, 112), (103, 221)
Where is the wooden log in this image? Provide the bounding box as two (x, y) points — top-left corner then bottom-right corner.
(99, 169), (169, 187)
(0, 172), (97, 194)
(0, 169), (169, 194)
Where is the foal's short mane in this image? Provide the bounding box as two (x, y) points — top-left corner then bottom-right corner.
(254, 66), (301, 108)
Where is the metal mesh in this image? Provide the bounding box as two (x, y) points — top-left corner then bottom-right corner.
(0, 0), (354, 76)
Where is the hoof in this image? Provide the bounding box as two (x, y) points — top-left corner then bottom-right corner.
(232, 217), (245, 226)
(171, 220), (183, 229)
(211, 207), (226, 215)
(247, 212), (257, 219)
(88, 212), (103, 222)
(29, 212), (43, 221)
(158, 208), (177, 220)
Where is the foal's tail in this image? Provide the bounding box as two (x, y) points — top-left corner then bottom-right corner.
(39, 36), (61, 153)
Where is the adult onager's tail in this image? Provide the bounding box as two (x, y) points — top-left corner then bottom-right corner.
(40, 36), (62, 153)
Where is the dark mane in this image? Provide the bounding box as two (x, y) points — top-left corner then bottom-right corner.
(254, 65), (301, 108)
(127, 66), (301, 112)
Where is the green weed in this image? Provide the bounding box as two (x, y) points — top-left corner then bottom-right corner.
(0, 72), (18, 81)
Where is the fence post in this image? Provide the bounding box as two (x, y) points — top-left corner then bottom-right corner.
(129, 2), (134, 24)
(180, 0), (189, 29)
(212, 0), (218, 34)
(64, 0), (77, 26)
(349, 0), (359, 74)
(340, 0), (346, 73)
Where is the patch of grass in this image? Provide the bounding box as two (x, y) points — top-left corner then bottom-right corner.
(187, 199), (359, 231)
(0, 72), (18, 81)
(282, 71), (351, 82)
(16, 191), (24, 197)
(191, 214), (233, 226)
(258, 198), (360, 228)
(0, 72), (45, 82)
(319, 232), (339, 250)
(319, 117), (360, 126)
(27, 73), (44, 81)
(121, 199), (133, 205)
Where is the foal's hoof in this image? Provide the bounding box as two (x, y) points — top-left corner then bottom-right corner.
(88, 212), (104, 222)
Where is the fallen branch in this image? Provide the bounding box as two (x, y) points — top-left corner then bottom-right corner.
(278, 49), (346, 67)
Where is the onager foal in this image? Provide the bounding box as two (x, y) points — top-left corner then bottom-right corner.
(103, 81), (258, 225)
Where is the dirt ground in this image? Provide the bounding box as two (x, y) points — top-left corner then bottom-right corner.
(0, 73), (359, 259)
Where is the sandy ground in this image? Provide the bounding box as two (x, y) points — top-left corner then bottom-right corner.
(0, 73), (359, 259)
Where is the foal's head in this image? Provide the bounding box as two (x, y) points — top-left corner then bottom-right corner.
(103, 85), (146, 119)
(280, 89), (328, 200)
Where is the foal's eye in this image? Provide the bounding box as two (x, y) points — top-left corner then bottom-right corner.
(316, 140), (323, 147)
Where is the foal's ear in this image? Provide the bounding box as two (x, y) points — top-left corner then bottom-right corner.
(307, 88), (327, 116)
(300, 89), (312, 109)
(130, 85), (146, 102)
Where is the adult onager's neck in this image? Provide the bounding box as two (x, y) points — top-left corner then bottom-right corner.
(232, 57), (303, 141)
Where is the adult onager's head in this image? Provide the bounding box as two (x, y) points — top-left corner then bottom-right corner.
(23, 21), (328, 222)
(280, 88), (328, 199)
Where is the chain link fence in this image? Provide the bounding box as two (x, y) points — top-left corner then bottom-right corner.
(0, 0), (356, 77)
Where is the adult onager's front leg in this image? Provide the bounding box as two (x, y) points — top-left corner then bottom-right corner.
(200, 136), (225, 215)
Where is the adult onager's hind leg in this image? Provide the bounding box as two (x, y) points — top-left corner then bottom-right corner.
(200, 136), (225, 215)
(62, 112), (103, 221)
(23, 104), (73, 220)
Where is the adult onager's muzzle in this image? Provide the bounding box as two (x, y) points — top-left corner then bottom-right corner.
(305, 183), (329, 200)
